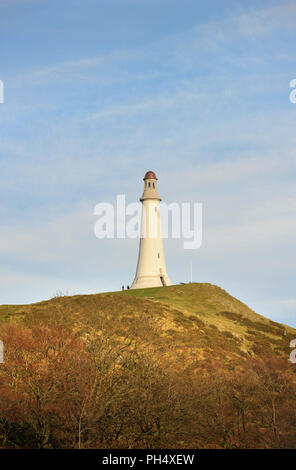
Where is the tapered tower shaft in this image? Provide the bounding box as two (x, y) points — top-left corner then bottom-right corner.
(131, 171), (171, 289)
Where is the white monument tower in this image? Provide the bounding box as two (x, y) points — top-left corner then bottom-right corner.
(131, 171), (172, 289)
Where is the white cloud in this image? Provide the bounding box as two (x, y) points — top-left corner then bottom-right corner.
(0, 266), (111, 304)
(8, 1), (296, 87)
(1, 0), (295, 327)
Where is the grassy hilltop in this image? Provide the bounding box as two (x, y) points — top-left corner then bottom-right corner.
(0, 283), (295, 449)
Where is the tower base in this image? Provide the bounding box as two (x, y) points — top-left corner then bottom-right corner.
(131, 275), (172, 290)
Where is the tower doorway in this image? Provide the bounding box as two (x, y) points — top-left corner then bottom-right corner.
(160, 276), (166, 286)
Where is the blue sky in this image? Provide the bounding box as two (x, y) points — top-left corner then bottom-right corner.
(0, 0), (296, 327)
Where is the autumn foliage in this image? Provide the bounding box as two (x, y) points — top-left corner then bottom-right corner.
(0, 298), (295, 449)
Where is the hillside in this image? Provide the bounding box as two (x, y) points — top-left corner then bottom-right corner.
(0, 283), (295, 449)
(1, 283), (294, 362)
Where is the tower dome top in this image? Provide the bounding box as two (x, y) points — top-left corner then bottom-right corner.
(144, 171), (157, 180)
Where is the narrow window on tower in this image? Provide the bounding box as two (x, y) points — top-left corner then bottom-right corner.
(153, 182), (155, 188)
(148, 182), (151, 187)
(158, 253), (160, 258)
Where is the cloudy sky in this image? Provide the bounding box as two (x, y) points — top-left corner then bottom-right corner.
(0, 0), (295, 327)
